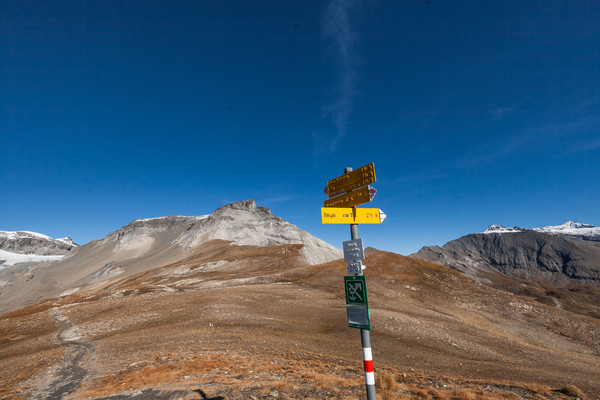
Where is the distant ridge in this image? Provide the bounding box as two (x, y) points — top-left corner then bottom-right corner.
(415, 221), (600, 283)
(482, 221), (600, 241)
(0, 231), (78, 255)
(412, 221), (600, 316)
(0, 231), (78, 269)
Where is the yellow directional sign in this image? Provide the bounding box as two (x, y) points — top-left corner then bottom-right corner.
(321, 207), (386, 224)
(324, 186), (377, 208)
(326, 163), (376, 198)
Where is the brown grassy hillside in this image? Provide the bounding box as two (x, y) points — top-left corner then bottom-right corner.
(1, 247), (598, 399)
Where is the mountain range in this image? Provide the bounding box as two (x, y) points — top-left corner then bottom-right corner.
(483, 221), (600, 241)
(412, 221), (600, 318)
(1, 202), (599, 399)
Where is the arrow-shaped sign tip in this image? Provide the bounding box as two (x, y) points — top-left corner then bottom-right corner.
(369, 186), (377, 200)
(379, 210), (387, 223)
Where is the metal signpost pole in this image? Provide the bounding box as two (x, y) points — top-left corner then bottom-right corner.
(344, 167), (376, 400)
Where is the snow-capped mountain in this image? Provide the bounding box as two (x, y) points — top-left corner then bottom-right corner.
(481, 221), (600, 241)
(0, 231), (79, 269)
(0, 250), (65, 268)
(0, 231), (78, 254)
(483, 225), (524, 234)
(534, 221), (600, 241)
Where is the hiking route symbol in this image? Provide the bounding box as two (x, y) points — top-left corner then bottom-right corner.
(345, 276), (367, 305)
(347, 281), (364, 302)
(344, 275), (371, 329)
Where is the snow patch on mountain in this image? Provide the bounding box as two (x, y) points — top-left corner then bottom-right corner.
(0, 249), (64, 269)
(482, 221), (599, 240)
(56, 237), (78, 246)
(0, 231), (54, 241)
(533, 221), (600, 239)
(483, 225), (524, 234)
(134, 215), (209, 223)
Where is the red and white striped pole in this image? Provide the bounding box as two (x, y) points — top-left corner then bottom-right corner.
(362, 340), (376, 392)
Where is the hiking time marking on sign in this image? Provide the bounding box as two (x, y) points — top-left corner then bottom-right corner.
(326, 163), (376, 198)
(344, 275), (371, 330)
(321, 208), (386, 224)
(347, 261), (363, 274)
(324, 185), (377, 208)
(343, 238), (364, 262)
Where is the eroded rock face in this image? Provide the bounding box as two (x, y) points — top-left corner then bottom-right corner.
(412, 230), (600, 285)
(174, 200), (341, 265)
(0, 231), (78, 256)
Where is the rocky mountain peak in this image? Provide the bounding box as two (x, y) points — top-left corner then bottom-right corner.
(562, 221), (594, 229)
(483, 225), (524, 234)
(76, 200), (341, 267)
(176, 200), (341, 265)
(213, 199), (269, 215)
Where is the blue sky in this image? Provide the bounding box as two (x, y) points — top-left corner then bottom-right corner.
(2, 1), (599, 255)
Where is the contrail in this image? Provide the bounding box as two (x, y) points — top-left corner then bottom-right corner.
(320, 0), (359, 152)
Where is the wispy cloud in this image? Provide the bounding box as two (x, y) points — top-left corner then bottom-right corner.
(315, 0), (360, 154)
(458, 116), (600, 169)
(259, 195), (299, 205)
(490, 106), (513, 121)
(393, 171), (450, 184)
(555, 136), (600, 157)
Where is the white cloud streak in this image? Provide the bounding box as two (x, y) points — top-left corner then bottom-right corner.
(490, 106), (513, 121)
(318, 0), (360, 153)
(457, 116), (600, 168)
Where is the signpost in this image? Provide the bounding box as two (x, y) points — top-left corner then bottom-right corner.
(321, 207), (386, 224)
(321, 164), (382, 400)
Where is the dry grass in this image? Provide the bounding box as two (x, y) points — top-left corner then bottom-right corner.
(2, 248), (599, 399)
(377, 369), (402, 392)
(370, 373), (566, 400)
(555, 384), (586, 399)
(75, 351), (365, 399)
(0, 305), (63, 399)
(522, 383), (553, 396)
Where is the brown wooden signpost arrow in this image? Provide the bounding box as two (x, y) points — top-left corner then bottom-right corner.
(324, 185), (377, 208)
(325, 162), (376, 198)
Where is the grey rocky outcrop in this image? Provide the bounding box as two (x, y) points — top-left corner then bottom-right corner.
(412, 230), (600, 285)
(0, 231), (78, 256)
(174, 200), (341, 265)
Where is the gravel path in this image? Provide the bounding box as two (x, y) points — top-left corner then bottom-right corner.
(29, 308), (93, 400)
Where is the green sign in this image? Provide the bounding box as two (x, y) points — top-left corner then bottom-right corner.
(344, 276), (371, 330)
